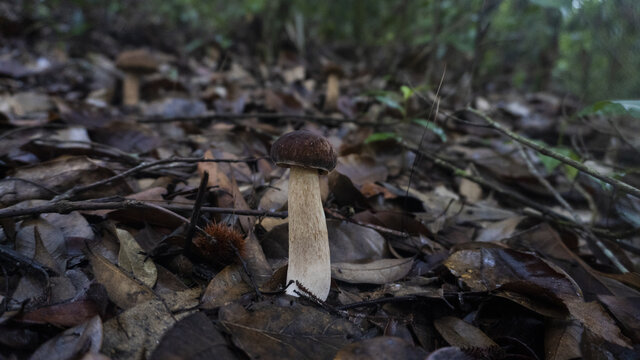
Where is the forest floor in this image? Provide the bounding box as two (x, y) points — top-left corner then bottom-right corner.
(1, 25), (640, 360)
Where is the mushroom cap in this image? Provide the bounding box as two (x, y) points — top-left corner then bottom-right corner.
(270, 130), (337, 174)
(116, 49), (159, 73)
(323, 62), (345, 77)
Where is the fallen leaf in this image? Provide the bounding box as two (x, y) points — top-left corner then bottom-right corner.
(475, 216), (525, 243)
(336, 154), (389, 186)
(444, 248), (581, 301)
(102, 299), (175, 360)
(29, 315), (103, 360)
(597, 295), (640, 343)
(200, 264), (251, 309)
(331, 258), (413, 284)
(434, 316), (498, 348)
(16, 218), (67, 273)
(458, 177), (483, 203)
(334, 336), (427, 360)
(565, 299), (632, 348)
(220, 301), (362, 360)
(116, 228), (157, 288)
(0, 156), (131, 206)
(544, 319), (582, 360)
(150, 312), (236, 360)
(425, 347), (475, 360)
(87, 249), (156, 309)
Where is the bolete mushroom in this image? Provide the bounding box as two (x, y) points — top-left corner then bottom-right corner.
(270, 130), (337, 300)
(323, 63), (344, 112)
(115, 49), (159, 106)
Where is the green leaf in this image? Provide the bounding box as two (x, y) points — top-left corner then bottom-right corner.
(537, 145), (580, 180)
(375, 95), (405, 115)
(578, 100), (640, 119)
(412, 119), (447, 142)
(364, 132), (401, 144)
(400, 86), (414, 101)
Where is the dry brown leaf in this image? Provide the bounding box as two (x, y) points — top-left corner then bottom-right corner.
(331, 258), (413, 284)
(87, 250), (156, 309)
(220, 301), (362, 359)
(336, 154), (389, 186)
(565, 299), (632, 348)
(544, 319), (582, 360)
(116, 228), (157, 288)
(475, 216), (525, 243)
(150, 312), (236, 360)
(0, 156), (131, 206)
(102, 299), (175, 360)
(434, 316), (498, 348)
(597, 295), (640, 343)
(201, 264), (251, 309)
(458, 177), (483, 203)
(29, 315), (103, 360)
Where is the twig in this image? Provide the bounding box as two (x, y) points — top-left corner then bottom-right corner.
(466, 107), (640, 199)
(403, 142), (572, 222)
(184, 172), (209, 255)
(324, 208), (409, 238)
(0, 244), (56, 279)
(52, 156), (266, 201)
(517, 144), (629, 273)
(138, 112), (360, 125)
(0, 199), (287, 219)
(30, 139), (142, 165)
(409, 143), (639, 240)
(336, 295), (419, 310)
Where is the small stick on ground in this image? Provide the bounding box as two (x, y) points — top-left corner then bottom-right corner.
(53, 156), (266, 201)
(516, 143), (629, 273)
(0, 199), (287, 219)
(466, 107), (640, 200)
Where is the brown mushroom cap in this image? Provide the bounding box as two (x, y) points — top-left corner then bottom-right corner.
(116, 49), (159, 74)
(323, 63), (344, 77)
(270, 130), (337, 174)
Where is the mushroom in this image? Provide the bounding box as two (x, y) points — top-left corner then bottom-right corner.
(270, 130), (337, 300)
(115, 49), (159, 106)
(323, 63), (344, 112)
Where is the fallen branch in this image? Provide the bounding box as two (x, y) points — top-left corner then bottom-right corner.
(517, 143), (628, 273)
(52, 156), (267, 201)
(0, 199), (287, 219)
(466, 107), (640, 199)
(138, 112), (359, 125)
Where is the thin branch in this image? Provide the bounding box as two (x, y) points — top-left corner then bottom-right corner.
(403, 142), (572, 222)
(52, 156), (267, 201)
(466, 107), (640, 199)
(138, 112), (360, 125)
(516, 144), (628, 273)
(0, 199), (287, 219)
(324, 207), (409, 238)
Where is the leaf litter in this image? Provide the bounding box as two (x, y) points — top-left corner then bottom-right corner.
(0, 18), (639, 360)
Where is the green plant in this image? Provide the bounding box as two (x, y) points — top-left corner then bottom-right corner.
(365, 86), (447, 145)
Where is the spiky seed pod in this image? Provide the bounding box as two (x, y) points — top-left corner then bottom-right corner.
(192, 222), (246, 268)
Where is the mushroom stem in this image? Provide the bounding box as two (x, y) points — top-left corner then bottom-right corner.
(324, 73), (340, 111)
(286, 166), (331, 300)
(122, 72), (140, 106)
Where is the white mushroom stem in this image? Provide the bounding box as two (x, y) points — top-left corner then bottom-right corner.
(286, 166), (331, 300)
(324, 74), (340, 111)
(122, 72), (140, 106)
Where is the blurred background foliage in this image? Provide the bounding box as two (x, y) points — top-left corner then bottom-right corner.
(12, 0), (640, 101)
